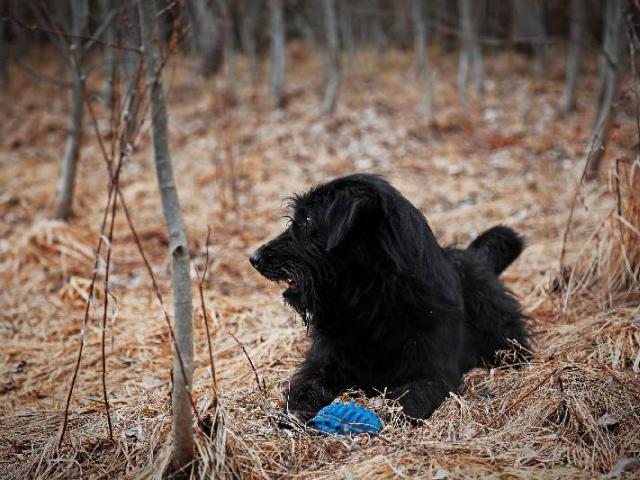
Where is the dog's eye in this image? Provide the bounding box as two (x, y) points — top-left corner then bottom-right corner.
(304, 216), (312, 225)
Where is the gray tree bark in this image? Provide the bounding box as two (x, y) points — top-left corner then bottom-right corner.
(586, 0), (626, 179)
(55, 0), (88, 221)
(217, 0), (237, 101)
(561, 0), (586, 113)
(370, 0), (385, 56)
(193, 0), (222, 76)
(139, 0), (195, 471)
(458, 0), (484, 115)
(99, 0), (115, 103)
(512, 0), (546, 78)
(322, 0), (340, 115)
(338, 2), (357, 68)
(0, 0), (8, 86)
(240, 0), (262, 83)
(412, 0), (433, 120)
(10, 0), (27, 59)
(391, 0), (411, 49)
(270, 0), (286, 109)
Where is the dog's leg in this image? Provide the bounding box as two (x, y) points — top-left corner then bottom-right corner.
(389, 379), (453, 419)
(284, 337), (350, 422)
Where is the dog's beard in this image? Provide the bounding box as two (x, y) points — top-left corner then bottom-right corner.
(275, 257), (339, 328)
(279, 265), (315, 325)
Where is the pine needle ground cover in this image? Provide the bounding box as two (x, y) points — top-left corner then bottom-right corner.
(1, 46), (638, 479)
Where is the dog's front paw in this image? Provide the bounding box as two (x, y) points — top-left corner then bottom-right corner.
(284, 381), (333, 422)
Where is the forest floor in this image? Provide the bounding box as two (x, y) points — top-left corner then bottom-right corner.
(1, 44), (639, 479)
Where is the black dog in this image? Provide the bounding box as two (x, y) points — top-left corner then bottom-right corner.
(250, 174), (528, 421)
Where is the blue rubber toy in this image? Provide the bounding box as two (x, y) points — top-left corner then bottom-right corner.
(310, 401), (382, 435)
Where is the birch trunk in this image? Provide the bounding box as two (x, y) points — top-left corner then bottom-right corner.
(139, 0), (195, 471)
(55, 0), (88, 221)
(322, 0), (340, 114)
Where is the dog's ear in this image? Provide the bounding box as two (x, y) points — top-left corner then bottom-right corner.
(325, 196), (369, 251)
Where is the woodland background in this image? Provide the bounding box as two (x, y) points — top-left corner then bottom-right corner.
(0, 1), (639, 478)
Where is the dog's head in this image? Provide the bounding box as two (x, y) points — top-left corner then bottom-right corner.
(249, 174), (442, 326)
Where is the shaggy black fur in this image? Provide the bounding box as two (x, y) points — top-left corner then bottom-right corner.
(250, 174), (529, 421)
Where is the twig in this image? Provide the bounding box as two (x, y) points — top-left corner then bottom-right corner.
(14, 58), (71, 88)
(4, 10), (142, 54)
(58, 155), (123, 450)
(99, 174), (118, 441)
(558, 111), (613, 273)
(225, 327), (268, 400)
(84, 7), (120, 52)
(194, 226), (219, 410)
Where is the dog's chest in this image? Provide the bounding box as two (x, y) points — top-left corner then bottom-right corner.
(335, 336), (411, 388)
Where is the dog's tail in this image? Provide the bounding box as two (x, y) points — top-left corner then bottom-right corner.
(468, 226), (525, 275)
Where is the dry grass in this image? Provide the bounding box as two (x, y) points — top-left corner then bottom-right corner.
(1, 45), (639, 479)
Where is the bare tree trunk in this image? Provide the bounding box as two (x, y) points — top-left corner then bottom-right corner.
(193, 0), (222, 76)
(530, 0), (546, 78)
(10, 0), (28, 60)
(370, 0), (385, 56)
(512, 0), (546, 78)
(322, 0), (340, 115)
(55, 0), (88, 221)
(139, 0), (195, 472)
(217, 0), (237, 102)
(0, 0), (8, 87)
(561, 0), (586, 113)
(458, 0), (484, 114)
(585, 0), (626, 179)
(391, 0), (411, 50)
(240, 0), (262, 83)
(269, 0), (286, 109)
(412, 0), (433, 120)
(99, 0), (115, 103)
(470, 1), (485, 92)
(123, 0), (142, 145)
(338, 2), (357, 68)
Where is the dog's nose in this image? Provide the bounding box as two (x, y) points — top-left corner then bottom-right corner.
(249, 251), (262, 268)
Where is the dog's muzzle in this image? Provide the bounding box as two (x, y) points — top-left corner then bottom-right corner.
(249, 246), (301, 298)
